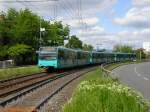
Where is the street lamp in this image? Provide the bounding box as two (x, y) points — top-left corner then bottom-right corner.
(39, 18), (46, 47)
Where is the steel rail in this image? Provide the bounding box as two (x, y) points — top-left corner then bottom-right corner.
(0, 72), (45, 84)
(0, 71), (74, 107)
(0, 73), (57, 97)
(0, 73), (49, 89)
(35, 69), (95, 111)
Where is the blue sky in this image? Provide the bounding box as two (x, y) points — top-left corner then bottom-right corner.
(0, 0), (150, 49)
(100, 0), (132, 33)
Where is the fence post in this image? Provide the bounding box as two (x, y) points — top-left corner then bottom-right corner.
(2, 61), (6, 68)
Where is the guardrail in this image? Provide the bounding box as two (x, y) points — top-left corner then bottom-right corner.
(101, 63), (118, 80)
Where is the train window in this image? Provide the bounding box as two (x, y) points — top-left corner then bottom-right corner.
(77, 52), (81, 59)
(69, 51), (76, 59)
(58, 49), (65, 60)
(39, 53), (56, 60)
(64, 50), (69, 59)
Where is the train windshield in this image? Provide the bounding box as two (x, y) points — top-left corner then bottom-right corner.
(39, 53), (57, 60)
(39, 47), (57, 60)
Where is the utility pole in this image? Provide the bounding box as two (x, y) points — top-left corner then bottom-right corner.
(140, 49), (142, 61)
(39, 18), (46, 48)
(39, 18), (42, 47)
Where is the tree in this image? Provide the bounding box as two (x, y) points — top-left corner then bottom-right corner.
(0, 9), (70, 49)
(46, 21), (70, 46)
(135, 48), (146, 60)
(0, 8), (71, 64)
(8, 44), (33, 65)
(83, 44), (93, 51)
(0, 46), (9, 60)
(145, 52), (150, 59)
(10, 9), (41, 49)
(113, 45), (133, 53)
(66, 35), (83, 49)
(0, 9), (20, 45)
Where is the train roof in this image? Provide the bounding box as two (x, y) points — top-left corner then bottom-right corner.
(39, 46), (135, 55)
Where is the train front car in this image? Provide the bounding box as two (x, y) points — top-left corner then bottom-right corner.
(38, 47), (58, 71)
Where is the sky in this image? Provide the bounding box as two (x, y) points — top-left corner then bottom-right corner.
(0, 0), (150, 50)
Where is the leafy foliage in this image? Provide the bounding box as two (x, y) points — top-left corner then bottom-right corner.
(145, 52), (150, 59)
(47, 21), (70, 46)
(0, 46), (8, 60)
(8, 44), (33, 65)
(83, 44), (93, 51)
(66, 35), (83, 49)
(0, 8), (93, 64)
(0, 8), (70, 64)
(113, 45), (134, 53)
(135, 48), (146, 60)
(8, 44), (33, 57)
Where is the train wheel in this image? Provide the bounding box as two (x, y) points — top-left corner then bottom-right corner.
(45, 67), (54, 73)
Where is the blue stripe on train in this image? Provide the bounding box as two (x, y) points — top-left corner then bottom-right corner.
(38, 60), (57, 68)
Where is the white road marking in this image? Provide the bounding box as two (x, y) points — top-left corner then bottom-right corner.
(134, 66), (149, 81)
(137, 74), (141, 77)
(134, 67), (141, 77)
(144, 77), (149, 81)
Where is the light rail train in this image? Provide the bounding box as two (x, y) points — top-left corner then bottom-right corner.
(38, 46), (136, 71)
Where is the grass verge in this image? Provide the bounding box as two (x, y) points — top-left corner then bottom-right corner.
(63, 67), (150, 112)
(0, 66), (43, 80)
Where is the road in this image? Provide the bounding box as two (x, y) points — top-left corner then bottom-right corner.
(113, 62), (150, 99)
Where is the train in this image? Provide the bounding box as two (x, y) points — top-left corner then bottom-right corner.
(38, 46), (136, 71)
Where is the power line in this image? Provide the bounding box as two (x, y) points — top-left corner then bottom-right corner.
(65, 0), (75, 17)
(59, 1), (74, 20)
(17, 0), (29, 8)
(76, 0), (88, 31)
(53, 2), (57, 21)
(0, 0), (59, 3)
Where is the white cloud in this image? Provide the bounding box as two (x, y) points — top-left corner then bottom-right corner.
(80, 34), (118, 50)
(76, 26), (119, 49)
(117, 29), (150, 48)
(112, 0), (150, 48)
(114, 7), (150, 28)
(78, 26), (105, 37)
(0, 0), (118, 49)
(0, 0), (117, 19)
(58, 17), (100, 28)
(3, 0), (149, 50)
(132, 0), (150, 6)
(78, 26), (150, 49)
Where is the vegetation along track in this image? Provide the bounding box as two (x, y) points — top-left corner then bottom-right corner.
(0, 67), (96, 112)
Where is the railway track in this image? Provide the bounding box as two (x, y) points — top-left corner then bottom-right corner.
(35, 68), (95, 112)
(0, 67), (96, 112)
(0, 72), (45, 84)
(0, 73), (60, 98)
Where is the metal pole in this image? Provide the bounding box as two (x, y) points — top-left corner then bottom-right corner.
(140, 50), (142, 61)
(39, 17), (42, 47)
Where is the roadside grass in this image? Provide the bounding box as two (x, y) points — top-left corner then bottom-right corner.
(0, 66), (44, 80)
(63, 68), (150, 112)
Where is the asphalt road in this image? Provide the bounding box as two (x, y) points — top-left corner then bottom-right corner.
(113, 62), (150, 99)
